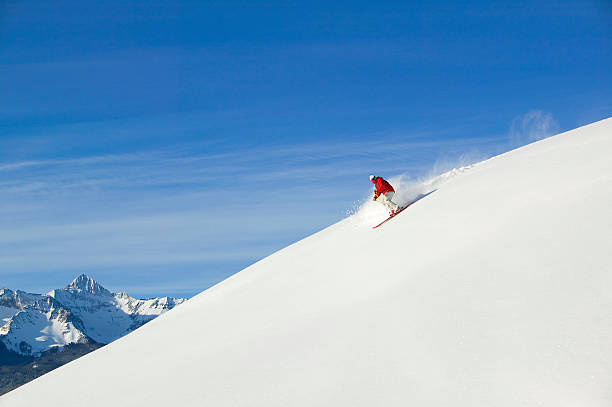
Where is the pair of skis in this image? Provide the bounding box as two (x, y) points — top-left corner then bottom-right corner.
(371, 190), (436, 229)
(371, 204), (411, 229)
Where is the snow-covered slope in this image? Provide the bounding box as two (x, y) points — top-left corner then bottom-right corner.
(0, 275), (186, 356)
(3, 118), (612, 406)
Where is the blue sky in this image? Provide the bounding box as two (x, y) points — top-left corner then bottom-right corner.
(1, 0), (611, 298)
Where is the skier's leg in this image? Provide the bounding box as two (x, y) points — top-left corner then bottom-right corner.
(376, 196), (390, 213)
(379, 194), (391, 211)
(379, 193), (398, 213)
(383, 192), (400, 211)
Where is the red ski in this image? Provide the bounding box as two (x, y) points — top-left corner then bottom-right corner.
(371, 190), (436, 229)
(371, 204), (411, 229)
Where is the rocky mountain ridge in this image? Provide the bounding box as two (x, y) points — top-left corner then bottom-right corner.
(1, 275), (186, 356)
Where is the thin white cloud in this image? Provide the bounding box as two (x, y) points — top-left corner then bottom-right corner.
(0, 133), (501, 194)
(1, 129), (507, 293)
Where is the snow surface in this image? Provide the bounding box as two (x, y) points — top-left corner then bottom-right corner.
(0, 306), (19, 324)
(2, 118), (612, 406)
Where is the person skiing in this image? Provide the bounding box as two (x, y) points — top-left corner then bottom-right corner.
(370, 174), (400, 215)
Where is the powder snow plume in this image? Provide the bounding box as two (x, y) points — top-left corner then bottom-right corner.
(348, 163), (478, 227)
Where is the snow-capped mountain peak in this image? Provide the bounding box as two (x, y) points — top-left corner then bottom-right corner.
(1, 276), (186, 356)
(0, 296), (90, 356)
(65, 274), (111, 297)
(0, 289), (43, 311)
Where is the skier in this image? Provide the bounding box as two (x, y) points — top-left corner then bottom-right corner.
(370, 174), (400, 215)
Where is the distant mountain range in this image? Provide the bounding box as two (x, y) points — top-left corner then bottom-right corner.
(0, 275), (186, 395)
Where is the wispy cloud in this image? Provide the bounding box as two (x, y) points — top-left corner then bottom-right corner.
(1, 130), (507, 296)
(0, 134), (501, 195)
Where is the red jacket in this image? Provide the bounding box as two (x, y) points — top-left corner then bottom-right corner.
(372, 177), (395, 199)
